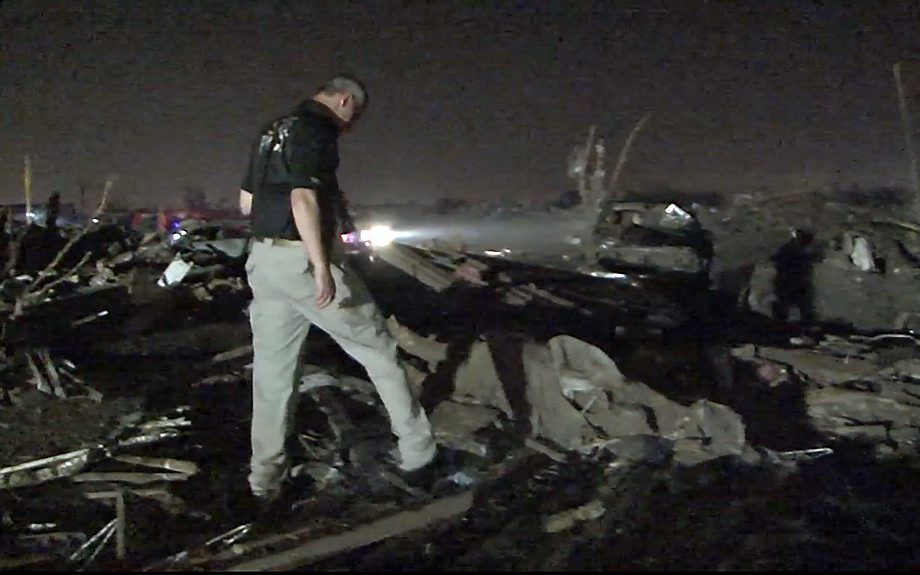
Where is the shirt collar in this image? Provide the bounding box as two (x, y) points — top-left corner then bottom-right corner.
(296, 99), (343, 131)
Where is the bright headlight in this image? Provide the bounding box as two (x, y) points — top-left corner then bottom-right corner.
(359, 225), (396, 247)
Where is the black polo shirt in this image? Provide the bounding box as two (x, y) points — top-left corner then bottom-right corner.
(241, 100), (343, 243)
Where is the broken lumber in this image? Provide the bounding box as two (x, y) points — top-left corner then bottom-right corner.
(71, 471), (190, 485)
(386, 315), (448, 367)
(872, 218), (920, 235)
(524, 437), (568, 463)
(84, 487), (171, 500)
(212, 345), (252, 363)
(543, 499), (606, 533)
(514, 283), (579, 310)
(374, 244), (455, 292)
(0, 447), (99, 489)
(225, 491), (474, 571)
(111, 455), (198, 475)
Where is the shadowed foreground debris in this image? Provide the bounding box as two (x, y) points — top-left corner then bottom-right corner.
(2, 181), (920, 571)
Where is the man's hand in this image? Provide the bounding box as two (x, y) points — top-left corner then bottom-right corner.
(314, 266), (336, 308)
(340, 213), (356, 235)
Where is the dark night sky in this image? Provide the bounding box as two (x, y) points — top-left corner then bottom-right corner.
(1, 0), (918, 209)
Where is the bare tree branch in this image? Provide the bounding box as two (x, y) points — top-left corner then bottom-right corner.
(606, 113), (651, 205)
(11, 177), (115, 318)
(12, 252), (93, 318)
(576, 114), (652, 256)
(23, 156), (32, 226)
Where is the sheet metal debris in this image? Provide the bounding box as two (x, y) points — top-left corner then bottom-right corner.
(0, 447), (102, 489)
(157, 255), (193, 287)
(69, 518), (117, 567)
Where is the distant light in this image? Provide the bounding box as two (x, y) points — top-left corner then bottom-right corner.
(92, 218), (100, 224)
(171, 232), (182, 241)
(588, 271), (628, 280)
(359, 225), (396, 247)
(179, 229), (188, 236)
(98, 310), (109, 317)
(484, 250), (504, 257)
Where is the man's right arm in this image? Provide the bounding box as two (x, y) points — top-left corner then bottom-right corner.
(290, 187), (327, 269)
(287, 123), (337, 308)
(291, 187), (335, 308)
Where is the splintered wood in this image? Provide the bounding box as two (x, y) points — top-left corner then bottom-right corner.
(386, 315), (448, 369)
(374, 244), (455, 292)
(224, 492), (474, 571)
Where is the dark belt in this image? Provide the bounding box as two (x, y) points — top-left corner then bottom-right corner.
(253, 236), (302, 247)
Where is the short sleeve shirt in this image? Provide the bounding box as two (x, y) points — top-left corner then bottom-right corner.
(242, 100), (342, 241)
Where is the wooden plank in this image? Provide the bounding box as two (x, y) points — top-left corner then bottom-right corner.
(212, 344), (253, 363)
(524, 437), (568, 463)
(115, 490), (127, 560)
(112, 455), (199, 475)
(374, 244), (455, 292)
(225, 491), (474, 571)
(71, 471), (190, 485)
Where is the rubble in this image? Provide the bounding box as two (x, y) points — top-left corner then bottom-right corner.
(595, 243), (706, 275)
(414, 333), (748, 462)
(385, 315), (448, 369)
(590, 201), (712, 276)
(730, 336), (920, 457)
(220, 492), (475, 571)
(2, 164), (920, 570)
(374, 244), (455, 292)
(733, 345), (878, 386)
(738, 216), (920, 331)
(211, 344), (253, 363)
(14, 530), (87, 557)
(71, 472), (192, 485)
(430, 401), (501, 457)
(0, 447), (101, 489)
(543, 499), (605, 533)
(69, 518), (118, 564)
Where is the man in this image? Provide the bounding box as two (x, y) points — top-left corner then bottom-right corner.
(239, 75), (436, 503)
(771, 228), (818, 324)
(46, 191), (61, 231)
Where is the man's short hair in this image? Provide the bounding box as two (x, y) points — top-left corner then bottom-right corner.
(317, 75), (368, 109)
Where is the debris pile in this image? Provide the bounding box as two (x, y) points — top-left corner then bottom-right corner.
(399, 328), (748, 466)
(2, 156), (920, 569)
(731, 335), (920, 458)
(0, 196), (251, 408)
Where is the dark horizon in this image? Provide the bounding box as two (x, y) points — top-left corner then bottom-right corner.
(2, 1), (918, 209)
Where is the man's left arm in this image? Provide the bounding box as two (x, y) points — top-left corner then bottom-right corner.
(239, 135), (262, 216)
(239, 189), (252, 216)
(332, 177), (355, 234)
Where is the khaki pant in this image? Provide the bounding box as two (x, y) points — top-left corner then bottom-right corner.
(245, 240), (435, 496)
